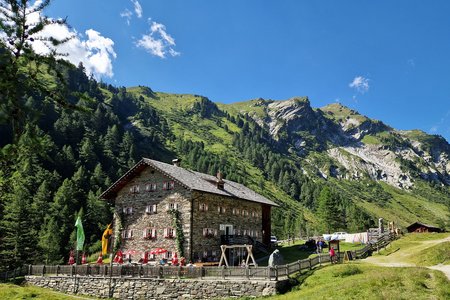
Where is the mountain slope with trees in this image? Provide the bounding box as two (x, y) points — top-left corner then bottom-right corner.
(0, 0), (449, 274)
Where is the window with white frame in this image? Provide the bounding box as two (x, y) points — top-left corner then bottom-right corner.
(241, 209), (249, 217)
(232, 208), (240, 215)
(145, 204), (157, 214)
(163, 228), (175, 238)
(199, 202), (208, 212)
(143, 228), (157, 239)
(217, 206), (226, 214)
(129, 185), (140, 194)
(121, 227), (133, 239)
(122, 207), (133, 215)
(145, 183), (157, 192)
(166, 203), (178, 211)
(251, 211), (257, 218)
(166, 251), (173, 259)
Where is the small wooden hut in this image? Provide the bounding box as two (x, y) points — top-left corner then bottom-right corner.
(406, 222), (442, 233)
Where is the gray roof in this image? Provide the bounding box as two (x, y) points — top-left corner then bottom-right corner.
(101, 158), (278, 207)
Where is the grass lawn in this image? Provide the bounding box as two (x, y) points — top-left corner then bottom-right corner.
(262, 241), (366, 266)
(373, 233), (450, 266)
(0, 283), (97, 300)
(260, 263), (450, 300)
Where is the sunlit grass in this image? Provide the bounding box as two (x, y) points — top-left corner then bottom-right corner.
(375, 233), (450, 266)
(260, 264), (450, 300)
(0, 283), (98, 300)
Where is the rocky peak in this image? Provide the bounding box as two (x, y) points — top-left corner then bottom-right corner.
(265, 97), (315, 136)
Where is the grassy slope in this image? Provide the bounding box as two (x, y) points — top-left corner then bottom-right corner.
(262, 233), (450, 300)
(263, 264), (449, 300)
(217, 98), (270, 119)
(0, 283), (96, 300)
(358, 183), (449, 228)
(371, 233), (450, 266)
(320, 103), (369, 125)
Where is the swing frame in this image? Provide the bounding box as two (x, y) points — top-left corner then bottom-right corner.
(218, 244), (257, 267)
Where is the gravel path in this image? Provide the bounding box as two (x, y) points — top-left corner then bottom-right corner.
(363, 235), (450, 280)
(428, 264), (450, 280)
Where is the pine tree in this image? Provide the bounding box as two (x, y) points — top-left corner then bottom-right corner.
(0, 170), (39, 269)
(0, 0), (75, 142)
(39, 179), (78, 262)
(316, 187), (340, 233)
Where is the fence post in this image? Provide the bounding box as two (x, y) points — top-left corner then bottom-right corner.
(222, 266), (226, 280)
(42, 265), (46, 276)
(246, 267), (250, 279)
(56, 265), (60, 276)
(298, 260), (302, 274)
(28, 265), (32, 276)
(274, 266), (278, 281)
(309, 258), (312, 270)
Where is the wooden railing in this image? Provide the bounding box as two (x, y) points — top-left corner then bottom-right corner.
(0, 233), (396, 282)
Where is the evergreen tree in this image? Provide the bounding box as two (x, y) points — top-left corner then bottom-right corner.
(0, 0), (75, 142)
(0, 170), (39, 270)
(316, 187), (340, 233)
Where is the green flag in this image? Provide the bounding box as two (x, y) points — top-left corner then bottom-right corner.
(75, 216), (85, 251)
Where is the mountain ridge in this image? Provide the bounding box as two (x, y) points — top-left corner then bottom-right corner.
(123, 86), (449, 233)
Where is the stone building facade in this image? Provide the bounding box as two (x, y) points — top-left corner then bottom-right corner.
(101, 158), (277, 262)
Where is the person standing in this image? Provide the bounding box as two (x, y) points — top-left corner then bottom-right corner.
(329, 247), (336, 263)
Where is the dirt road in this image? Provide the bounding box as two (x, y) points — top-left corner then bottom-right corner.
(363, 235), (450, 280)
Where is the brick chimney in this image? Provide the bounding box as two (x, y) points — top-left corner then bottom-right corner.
(172, 158), (181, 167)
(216, 171), (225, 190)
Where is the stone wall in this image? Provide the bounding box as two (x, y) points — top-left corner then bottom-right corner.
(191, 191), (263, 261)
(114, 167), (193, 260)
(113, 165), (266, 262)
(25, 275), (281, 299)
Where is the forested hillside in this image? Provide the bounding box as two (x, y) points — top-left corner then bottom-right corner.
(1, 0), (449, 273)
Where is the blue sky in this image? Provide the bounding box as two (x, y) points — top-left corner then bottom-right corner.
(43, 0), (450, 141)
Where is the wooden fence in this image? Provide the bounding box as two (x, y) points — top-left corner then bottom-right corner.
(0, 233), (395, 282)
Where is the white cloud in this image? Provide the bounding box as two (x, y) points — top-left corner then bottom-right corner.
(121, 0), (142, 24)
(120, 9), (133, 25)
(136, 20), (180, 58)
(349, 76), (370, 94)
(33, 24), (116, 78)
(132, 0), (143, 18)
(0, 0), (116, 78)
(1, 2), (116, 78)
